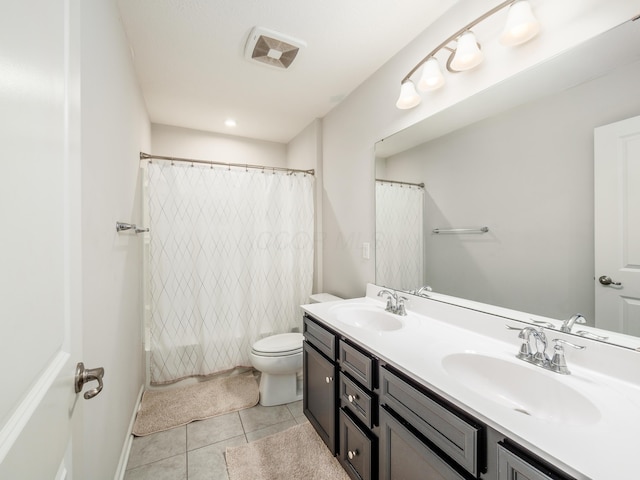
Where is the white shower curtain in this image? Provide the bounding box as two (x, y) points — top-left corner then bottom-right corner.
(375, 182), (424, 291)
(147, 161), (314, 384)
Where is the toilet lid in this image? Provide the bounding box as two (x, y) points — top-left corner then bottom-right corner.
(252, 332), (303, 355)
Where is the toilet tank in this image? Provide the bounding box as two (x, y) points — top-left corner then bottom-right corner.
(308, 293), (343, 303)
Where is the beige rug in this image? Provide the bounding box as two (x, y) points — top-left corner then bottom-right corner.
(226, 423), (350, 480)
(132, 372), (259, 436)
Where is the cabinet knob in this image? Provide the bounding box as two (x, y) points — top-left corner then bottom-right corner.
(325, 376), (333, 384)
(347, 394), (358, 403)
(348, 449), (359, 460)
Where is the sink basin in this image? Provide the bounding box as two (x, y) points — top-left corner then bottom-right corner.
(441, 353), (601, 426)
(329, 304), (404, 332)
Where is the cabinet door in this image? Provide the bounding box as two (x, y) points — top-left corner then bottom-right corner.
(498, 443), (576, 480)
(303, 341), (337, 453)
(379, 407), (466, 480)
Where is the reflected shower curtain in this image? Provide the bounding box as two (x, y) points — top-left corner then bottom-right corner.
(375, 182), (424, 291)
(147, 162), (314, 384)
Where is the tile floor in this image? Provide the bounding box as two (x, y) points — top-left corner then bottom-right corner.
(124, 400), (308, 480)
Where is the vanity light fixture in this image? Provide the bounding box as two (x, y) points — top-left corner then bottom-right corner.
(396, 0), (541, 109)
(224, 118), (237, 127)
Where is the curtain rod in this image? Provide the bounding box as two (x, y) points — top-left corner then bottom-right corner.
(376, 178), (425, 188)
(139, 152), (315, 176)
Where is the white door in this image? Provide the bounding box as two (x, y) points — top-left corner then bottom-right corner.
(594, 114), (640, 335)
(0, 1), (90, 478)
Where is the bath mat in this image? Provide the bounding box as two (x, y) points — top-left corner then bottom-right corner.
(225, 423), (350, 480)
(132, 373), (258, 436)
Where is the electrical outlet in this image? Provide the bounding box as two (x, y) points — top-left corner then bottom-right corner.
(362, 242), (370, 260)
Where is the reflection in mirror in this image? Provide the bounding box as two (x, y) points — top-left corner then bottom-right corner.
(375, 178), (424, 291)
(374, 20), (640, 349)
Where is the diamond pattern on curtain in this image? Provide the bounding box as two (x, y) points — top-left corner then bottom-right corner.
(375, 182), (424, 291)
(147, 162), (314, 384)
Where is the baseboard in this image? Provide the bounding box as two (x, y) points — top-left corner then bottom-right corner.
(113, 384), (144, 480)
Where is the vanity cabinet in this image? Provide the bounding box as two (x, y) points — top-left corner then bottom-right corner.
(303, 313), (579, 480)
(303, 315), (338, 453)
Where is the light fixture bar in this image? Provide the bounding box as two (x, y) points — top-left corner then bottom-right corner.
(401, 0), (517, 84)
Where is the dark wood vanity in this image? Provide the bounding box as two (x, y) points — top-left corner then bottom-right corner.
(302, 313), (578, 480)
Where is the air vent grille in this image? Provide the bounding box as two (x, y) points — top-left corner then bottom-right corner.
(245, 27), (306, 69)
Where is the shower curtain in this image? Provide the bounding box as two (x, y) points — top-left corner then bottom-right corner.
(375, 182), (424, 291)
(147, 161), (314, 384)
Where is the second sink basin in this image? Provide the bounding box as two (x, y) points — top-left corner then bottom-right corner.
(329, 304), (404, 332)
(441, 353), (601, 426)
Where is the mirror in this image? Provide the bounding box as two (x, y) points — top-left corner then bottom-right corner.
(375, 20), (640, 349)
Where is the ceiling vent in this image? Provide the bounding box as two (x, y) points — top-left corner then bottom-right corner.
(244, 27), (306, 69)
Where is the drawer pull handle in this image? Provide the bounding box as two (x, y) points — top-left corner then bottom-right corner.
(347, 394), (358, 403)
(325, 376), (333, 384)
(348, 449), (359, 460)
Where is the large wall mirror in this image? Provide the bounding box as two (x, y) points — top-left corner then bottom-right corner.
(375, 19), (640, 349)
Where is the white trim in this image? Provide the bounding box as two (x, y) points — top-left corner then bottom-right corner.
(0, 351), (70, 463)
(113, 384), (144, 480)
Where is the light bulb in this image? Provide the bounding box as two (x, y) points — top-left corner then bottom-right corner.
(500, 0), (540, 47)
(450, 31), (484, 71)
(396, 80), (421, 109)
(418, 58), (445, 92)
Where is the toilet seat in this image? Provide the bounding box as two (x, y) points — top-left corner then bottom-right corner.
(251, 332), (303, 357)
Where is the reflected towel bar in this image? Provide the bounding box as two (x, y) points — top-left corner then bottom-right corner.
(116, 222), (149, 234)
(433, 227), (489, 234)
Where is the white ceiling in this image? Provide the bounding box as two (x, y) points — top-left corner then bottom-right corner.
(115, 0), (458, 144)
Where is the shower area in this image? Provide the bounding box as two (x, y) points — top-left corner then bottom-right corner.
(375, 179), (425, 291)
(140, 153), (315, 386)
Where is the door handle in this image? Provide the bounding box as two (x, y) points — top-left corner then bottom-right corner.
(75, 362), (104, 400)
(598, 275), (622, 286)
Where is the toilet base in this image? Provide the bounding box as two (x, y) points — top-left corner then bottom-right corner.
(258, 372), (303, 406)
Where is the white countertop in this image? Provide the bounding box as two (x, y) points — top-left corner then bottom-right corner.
(301, 284), (640, 480)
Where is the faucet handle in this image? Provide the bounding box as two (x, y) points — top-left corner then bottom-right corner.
(506, 325), (534, 361)
(396, 296), (408, 316)
(532, 320), (555, 329)
(550, 339), (586, 375)
(552, 338), (586, 351)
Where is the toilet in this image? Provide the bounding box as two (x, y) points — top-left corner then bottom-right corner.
(249, 293), (342, 406)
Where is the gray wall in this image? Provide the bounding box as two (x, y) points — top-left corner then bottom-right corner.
(151, 123), (287, 167)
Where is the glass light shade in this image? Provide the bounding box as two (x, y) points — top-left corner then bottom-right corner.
(418, 58), (445, 91)
(396, 80), (421, 109)
(500, 0), (540, 46)
(450, 31), (484, 71)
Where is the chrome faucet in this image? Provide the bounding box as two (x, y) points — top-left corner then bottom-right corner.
(415, 285), (433, 297)
(507, 324), (585, 375)
(560, 314), (586, 333)
(377, 289), (408, 316)
(530, 329), (550, 367)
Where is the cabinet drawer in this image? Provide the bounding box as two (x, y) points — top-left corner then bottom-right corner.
(340, 372), (375, 428)
(497, 442), (576, 480)
(304, 315), (336, 360)
(339, 409), (376, 480)
(379, 366), (482, 477)
(339, 340), (376, 390)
